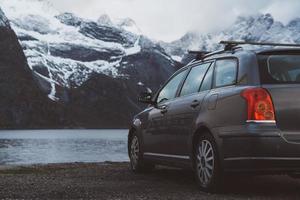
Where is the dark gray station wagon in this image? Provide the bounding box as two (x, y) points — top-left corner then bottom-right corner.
(128, 41), (300, 192)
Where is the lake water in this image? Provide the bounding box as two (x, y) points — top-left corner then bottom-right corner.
(0, 130), (129, 165)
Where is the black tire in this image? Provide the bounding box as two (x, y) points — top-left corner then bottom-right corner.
(194, 132), (223, 193)
(128, 132), (154, 173)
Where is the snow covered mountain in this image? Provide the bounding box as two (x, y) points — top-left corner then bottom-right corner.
(161, 14), (300, 63)
(0, 6), (67, 128)
(1, 0), (300, 128)
(0, 0), (180, 128)
(1, 0), (178, 102)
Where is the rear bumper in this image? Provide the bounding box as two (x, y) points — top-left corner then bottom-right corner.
(217, 123), (300, 173)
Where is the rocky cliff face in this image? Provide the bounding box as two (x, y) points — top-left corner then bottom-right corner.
(0, 7), (67, 128)
(5, 3), (179, 101)
(0, 0), (180, 128)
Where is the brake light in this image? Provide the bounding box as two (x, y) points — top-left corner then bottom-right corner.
(241, 88), (276, 122)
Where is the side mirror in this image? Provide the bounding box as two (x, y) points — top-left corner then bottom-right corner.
(138, 92), (155, 105)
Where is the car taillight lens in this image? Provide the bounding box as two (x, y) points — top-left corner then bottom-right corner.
(241, 88), (276, 122)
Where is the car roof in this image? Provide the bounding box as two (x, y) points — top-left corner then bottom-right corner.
(190, 47), (300, 64)
(254, 47), (300, 54)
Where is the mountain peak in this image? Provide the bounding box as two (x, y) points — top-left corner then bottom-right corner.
(97, 14), (113, 26)
(117, 17), (142, 35)
(117, 18), (135, 26)
(288, 18), (300, 29)
(256, 13), (274, 25)
(235, 13), (274, 27)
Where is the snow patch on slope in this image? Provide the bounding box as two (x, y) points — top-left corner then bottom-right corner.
(125, 36), (141, 56)
(171, 56), (182, 62)
(0, 0), (145, 101)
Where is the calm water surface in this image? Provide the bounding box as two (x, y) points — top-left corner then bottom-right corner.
(0, 129), (129, 165)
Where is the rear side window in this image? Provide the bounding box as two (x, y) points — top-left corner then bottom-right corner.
(258, 54), (300, 84)
(214, 59), (238, 88)
(180, 62), (211, 97)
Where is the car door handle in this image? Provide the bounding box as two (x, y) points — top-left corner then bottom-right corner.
(160, 105), (168, 114)
(190, 100), (200, 108)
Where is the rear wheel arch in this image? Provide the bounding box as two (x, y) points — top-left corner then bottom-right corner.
(191, 126), (220, 167)
(192, 127), (212, 154)
(192, 127), (224, 192)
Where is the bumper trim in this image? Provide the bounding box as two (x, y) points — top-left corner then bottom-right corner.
(246, 120), (276, 124)
(225, 157), (300, 161)
(144, 152), (190, 160)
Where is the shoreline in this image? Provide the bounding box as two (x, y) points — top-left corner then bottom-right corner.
(0, 162), (299, 199)
(0, 161), (127, 170)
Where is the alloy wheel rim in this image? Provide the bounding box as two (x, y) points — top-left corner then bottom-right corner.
(196, 140), (214, 187)
(130, 136), (139, 169)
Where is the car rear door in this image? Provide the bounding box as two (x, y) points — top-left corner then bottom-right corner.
(161, 62), (214, 156)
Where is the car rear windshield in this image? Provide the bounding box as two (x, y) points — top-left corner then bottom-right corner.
(258, 54), (300, 84)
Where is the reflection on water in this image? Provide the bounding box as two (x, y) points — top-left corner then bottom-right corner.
(0, 130), (129, 165)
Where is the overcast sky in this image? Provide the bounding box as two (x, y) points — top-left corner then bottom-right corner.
(11, 0), (300, 41)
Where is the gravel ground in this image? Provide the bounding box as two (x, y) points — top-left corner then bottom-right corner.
(0, 162), (300, 199)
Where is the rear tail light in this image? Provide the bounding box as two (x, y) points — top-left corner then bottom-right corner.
(241, 88), (276, 123)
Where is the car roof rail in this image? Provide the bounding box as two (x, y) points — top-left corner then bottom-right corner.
(188, 44), (242, 61)
(188, 49), (230, 61)
(220, 41), (300, 51)
(202, 50), (227, 59)
(187, 41), (300, 63)
(188, 50), (211, 60)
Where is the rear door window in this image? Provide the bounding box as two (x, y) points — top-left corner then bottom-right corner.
(214, 59), (238, 88)
(180, 62), (211, 97)
(258, 54), (300, 84)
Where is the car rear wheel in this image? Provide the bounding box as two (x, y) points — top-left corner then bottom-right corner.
(194, 132), (222, 193)
(129, 132), (154, 173)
